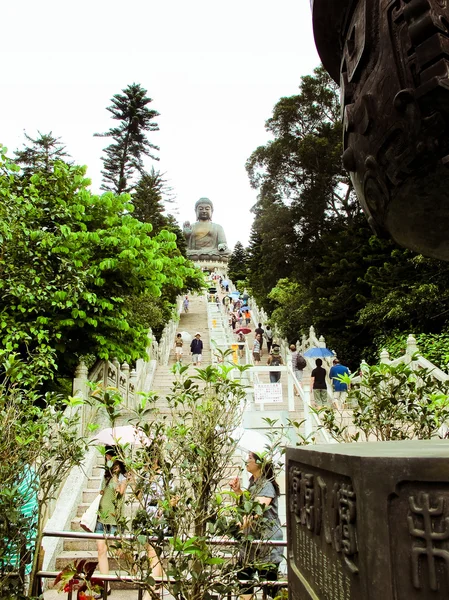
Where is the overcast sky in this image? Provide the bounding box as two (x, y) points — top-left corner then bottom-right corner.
(2, 0), (319, 249)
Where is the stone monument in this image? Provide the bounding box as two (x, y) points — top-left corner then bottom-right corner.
(183, 197), (230, 263)
(311, 0), (449, 261)
(287, 440), (449, 599)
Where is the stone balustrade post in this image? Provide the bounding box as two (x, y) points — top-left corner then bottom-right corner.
(112, 358), (120, 387)
(121, 361), (130, 406)
(406, 334), (418, 356)
(301, 334), (307, 352)
(72, 360), (89, 434)
(318, 335), (326, 348)
(129, 368), (137, 409)
(380, 349), (390, 364)
(302, 383), (313, 439)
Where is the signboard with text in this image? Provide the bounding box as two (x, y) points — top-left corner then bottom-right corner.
(254, 382), (283, 404)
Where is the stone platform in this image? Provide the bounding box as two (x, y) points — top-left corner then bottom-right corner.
(286, 440), (449, 599)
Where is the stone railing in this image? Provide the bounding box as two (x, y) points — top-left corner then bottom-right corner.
(151, 297), (183, 366)
(248, 296), (336, 442)
(351, 334), (449, 385)
(71, 298), (186, 431)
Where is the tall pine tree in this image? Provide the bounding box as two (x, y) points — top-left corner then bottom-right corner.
(14, 131), (71, 176)
(227, 242), (248, 284)
(95, 83), (160, 194)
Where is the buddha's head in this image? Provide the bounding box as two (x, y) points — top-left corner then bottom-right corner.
(195, 197), (213, 221)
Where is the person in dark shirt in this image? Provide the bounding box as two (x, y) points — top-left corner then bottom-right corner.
(310, 358), (328, 406)
(190, 333), (204, 366)
(254, 323), (265, 356)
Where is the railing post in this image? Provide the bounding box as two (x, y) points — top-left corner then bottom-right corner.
(112, 357), (120, 387)
(72, 360), (89, 434)
(129, 368), (137, 409)
(287, 366), (295, 412)
(73, 360), (88, 401)
(121, 361), (130, 406)
(406, 334), (418, 356)
(380, 349), (390, 364)
(303, 383), (313, 438)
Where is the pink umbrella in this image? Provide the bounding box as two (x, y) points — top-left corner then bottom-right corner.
(92, 425), (152, 447)
(235, 327), (252, 335)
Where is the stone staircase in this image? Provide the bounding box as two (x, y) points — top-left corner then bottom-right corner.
(149, 295), (213, 412)
(48, 293), (293, 596)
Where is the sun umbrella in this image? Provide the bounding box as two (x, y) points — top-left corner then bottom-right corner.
(303, 347), (335, 358)
(235, 327), (251, 335)
(230, 291), (240, 298)
(92, 425), (152, 447)
(180, 331), (192, 343)
(231, 427), (271, 455)
(231, 427), (282, 463)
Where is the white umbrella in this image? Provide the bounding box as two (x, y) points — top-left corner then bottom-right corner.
(92, 425), (152, 447)
(231, 427), (271, 455)
(180, 331), (192, 343)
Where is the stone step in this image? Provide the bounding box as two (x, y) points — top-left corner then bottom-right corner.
(87, 476), (103, 489)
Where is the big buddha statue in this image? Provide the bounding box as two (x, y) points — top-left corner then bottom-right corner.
(183, 198), (230, 262)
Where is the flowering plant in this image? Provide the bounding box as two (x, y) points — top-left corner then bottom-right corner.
(54, 559), (104, 598)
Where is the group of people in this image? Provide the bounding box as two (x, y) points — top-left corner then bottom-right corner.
(93, 442), (283, 599)
(311, 358), (351, 408)
(174, 332), (204, 366)
(252, 324), (308, 387)
(251, 323), (351, 406)
(251, 323), (275, 364)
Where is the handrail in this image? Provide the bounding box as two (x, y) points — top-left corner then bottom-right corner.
(42, 529), (287, 546)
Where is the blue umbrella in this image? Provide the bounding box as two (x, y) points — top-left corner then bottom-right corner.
(303, 347), (335, 358)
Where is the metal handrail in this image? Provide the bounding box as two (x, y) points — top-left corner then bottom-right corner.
(39, 530), (288, 600)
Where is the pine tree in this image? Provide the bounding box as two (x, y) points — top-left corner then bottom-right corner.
(228, 242), (248, 284)
(131, 168), (169, 233)
(14, 131), (71, 176)
(95, 83), (160, 194)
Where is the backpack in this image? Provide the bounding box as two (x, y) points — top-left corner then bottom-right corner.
(296, 354), (307, 370)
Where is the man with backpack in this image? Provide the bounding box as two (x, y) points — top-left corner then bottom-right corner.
(267, 347), (284, 383)
(290, 345), (306, 390)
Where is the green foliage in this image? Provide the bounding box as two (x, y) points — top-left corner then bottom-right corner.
(245, 65), (449, 371)
(0, 146), (201, 378)
(227, 242), (248, 284)
(319, 360), (449, 442)
(94, 365), (283, 600)
(0, 352), (89, 596)
(14, 131), (71, 177)
(376, 331), (449, 372)
(95, 83), (160, 194)
(131, 168), (172, 234)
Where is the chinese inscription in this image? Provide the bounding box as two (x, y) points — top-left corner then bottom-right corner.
(289, 465), (358, 598)
(408, 492), (449, 591)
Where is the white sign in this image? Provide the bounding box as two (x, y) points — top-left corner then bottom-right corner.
(254, 383), (283, 404)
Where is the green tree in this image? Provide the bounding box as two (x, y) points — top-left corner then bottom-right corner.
(245, 65), (449, 371)
(14, 131), (71, 177)
(0, 146), (201, 380)
(227, 241), (248, 284)
(246, 186), (299, 313)
(95, 362), (284, 600)
(95, 83), (160, 194)
(0, 352), (89, 597)
(131, 168), (172, 235)
(319, 361), (449, 442)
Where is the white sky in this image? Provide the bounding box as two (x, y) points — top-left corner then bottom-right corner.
(2, 0), (319, 249)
